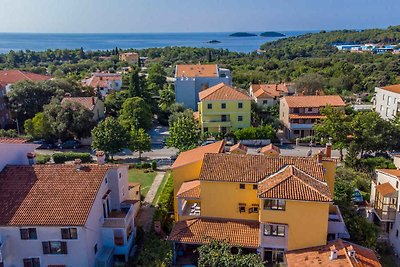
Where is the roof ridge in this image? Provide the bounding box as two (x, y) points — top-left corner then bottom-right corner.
(292, 166), (328, 185)
(290, 175), (332, 202)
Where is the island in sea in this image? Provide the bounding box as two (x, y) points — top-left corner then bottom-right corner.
(260, 31), (286, 37)
(207, 40), (221, 44)
(229, 32), (257, 37)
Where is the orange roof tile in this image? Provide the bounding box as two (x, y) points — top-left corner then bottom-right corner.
(258, 165), (332, 202)
(62, 97), (98, 111)
(283, 95), (345, 108)
(176, 180), (201, 199)
(381, 84), (400, 94)
(0, 70), (51, 84)
(199, 83), (251, 101)
(176, 64), (218, 78)
(199, 154), (325, 183)
(167, 217), (260, 248)
(375, 182), (397, 197)
(85, 73), (121, 88)
(286, 239), (382, 267)
(0, 137), (29, 144)
(0, 164), (118, 226)
(251, 83), (290, 98)
(289, 114), (327, 119)
(377, 169), (400, 179)
(260, 144), (281, 154)
(229, 142), (248, 153)
(172, 141), (225, 169)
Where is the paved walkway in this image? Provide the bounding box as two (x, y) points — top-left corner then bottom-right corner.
(144, 171), (165, 203)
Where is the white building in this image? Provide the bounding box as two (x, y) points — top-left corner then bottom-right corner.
(174, 64), (232, 111)
(374, 84), (400, 120)
(0, 138), (139, 267)
(83, 73), (122, 97)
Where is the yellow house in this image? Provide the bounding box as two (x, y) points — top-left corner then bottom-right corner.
(198, 83), (251, 134)
(168, 151), (354, 265)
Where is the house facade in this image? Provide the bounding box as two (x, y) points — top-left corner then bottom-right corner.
(280, 95), (346, 140)
(374, 84), (400, 120)
(249, 83), (293, 107)
(61, 96), (105, 122)
(83, 73), (122, 97)
(169, 146), (352, 265)
(197, 83), (251, 134)
(119, 52), (139, 65)
(0, 83), (10, 128)
(0, 139), (139, 267)
(174, 64), (232, 110)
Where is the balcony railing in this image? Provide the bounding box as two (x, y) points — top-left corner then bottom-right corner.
(114, 236), (124, 246)
(103, 205), (134, 228)
(288, 123), (314, 130)
(373, 207), (397, 221)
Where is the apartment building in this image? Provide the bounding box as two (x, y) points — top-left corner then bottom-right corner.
(374, 84), (400, 120)
(174, 64), (232, 110)
(0, 138), (139, 267)
(280, 95), (346, 139)
(83, 73), (122, 97)
(119, 52), (139, 65)
(249, 83), (293, 107)
(197, 83), (251, 134)
(168, 144), (354, 265)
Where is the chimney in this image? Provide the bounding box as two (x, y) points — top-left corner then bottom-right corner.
(317, 150), (324, 164)
(92, 96), (96, 105)
(325, 137), (332, 158)
(27, 152), (36, 166)
(96, 151), (106, 165)
(330, 245), (338, 260)
(347, 245), (356, 258)
(74, 158), (82, 171)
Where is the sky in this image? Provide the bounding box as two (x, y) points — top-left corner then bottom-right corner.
(0, 0), (399, 33)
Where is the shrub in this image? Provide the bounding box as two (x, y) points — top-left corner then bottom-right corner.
(52, 152), (92, 164)
(135, 232), (173, 267)
(151, 160), (157, 170)
(129, 162), (152, 169)
(233, 125), (276, 141)
(154, 172), (174, 233)
(36, 154), (51, 164)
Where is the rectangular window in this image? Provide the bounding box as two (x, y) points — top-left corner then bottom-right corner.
(221, 115), (227, 122)
(263, 199), (286, 210)
(388, 96), (392, 105)
(239, 184), (245, 189)
(293, 108), (299, 113)
(239, 204), (246, 213)
(23, 258), (40, 267)
(249, 206), (259, 213)
(42, 241), (68, 255)
(61, 228), (78, 239)
(263, 100), (268, 105)
(20, 228), (37, 240)
(207, 103), (212, 109)
(238, 102), (243, 109)
(94, 244), (98, 255)
(264, 225), (285, 237)
(397, 230), (399, 238)
(204, 127), (209, 132)
(253, 184), (258, 190)
(307, 108), (313, 112)
(238, 115), (243, 122)
(293, 130), (300, 134)
(221, 103), (226, 109)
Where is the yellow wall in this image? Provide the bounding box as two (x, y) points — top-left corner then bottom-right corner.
(201, 181), (259, 221)
(198, 100), (251, 133)
(263, 150), (280, 157)
(322, 160), (336, 196)
(173, 161), (203, 220)
(259, 200), (329, 250)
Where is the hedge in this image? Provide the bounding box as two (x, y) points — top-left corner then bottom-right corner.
(52, 152), (92, 164)
(233, 125), (276, 141)
(129, 162), (152, 169)
(154, 172), (174, 233)
(36, 154), (51, 164)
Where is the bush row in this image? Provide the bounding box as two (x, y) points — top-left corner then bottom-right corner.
(36, 154), (51, 164)
(154, 172), (174, 234)
(52, 152), (92, 164)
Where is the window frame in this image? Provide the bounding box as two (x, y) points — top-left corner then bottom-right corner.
(23, 258), (40, 267)
(221, 103), (226, 109)
(238, 115), (243, 122)
(239, 184), (245, 189)
(42, 241), (68, 255)
(264, 224), (285, 237)
(20, 228), (37, 240)
(207, 103), (212, 109)
(263, 199), (286, 211)
(238, 102), (243, 109)
(61, 228), (78, 240)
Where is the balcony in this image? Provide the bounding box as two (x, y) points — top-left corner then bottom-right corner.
(288, 123), (314, 130)
(103, 204), (135, 228)
(372, 182), (398, 222)
(328, 205), (350, 239)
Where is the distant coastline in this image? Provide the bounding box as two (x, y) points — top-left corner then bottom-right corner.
(260, 32), (285, 37)
(229, 32), (258, 37)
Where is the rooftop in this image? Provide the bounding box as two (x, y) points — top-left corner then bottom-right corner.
(167, 217), (260, 248)
(176, 180), (201, 199)
(85, 73), (121, 88)
(260, 144), (280, 154)
(377, 169), (400, 179)
(0, 137), (29, 144)
(380, 84), (400, 94)
(375, 182), (397, 197)
(61, 97), (98, 111)
(199, 83), (251, 101)
(251, 83), (290, 98)
(229, 142), (248, 153)
(0, 70), (51, 84)
(283, 95), (346, 108)
(176, 64), (218, 78)
(0, 164), (118, 226)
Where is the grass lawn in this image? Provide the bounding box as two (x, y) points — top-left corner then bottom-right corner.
(152, 171), (170, 205)
(128, 169), (157, 199)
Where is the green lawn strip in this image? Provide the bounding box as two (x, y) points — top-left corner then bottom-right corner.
(128, 169), (157, 198)
(152, 171), (169, 205)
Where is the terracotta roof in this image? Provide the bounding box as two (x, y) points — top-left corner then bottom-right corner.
(199, 154), (325, 183)
(62, 97), (98, 111)
(289, 114), (327, 119)
(176, 180), (201, 199)
(258, 165), (332, 202)
(286, 239), (382, 267)
(176, 64), (218, 78)
(229, 142), (248, 153)
(167, 217), (260, 248)
(0, 164), (118, 226)
(375, 182), (397, 197)
(172, 140), (225, 169)
(377, 169), (400, 179)
(260, 144), (280, 154)
(381, 84), (400, 94)
(0, 70), (51, 84)
(251, 83), (289, 98)
(0, 137), (29, 144)
(199, 83), (251, 101)
(85, 73), (121, 88)
(283, 95), (345, 108)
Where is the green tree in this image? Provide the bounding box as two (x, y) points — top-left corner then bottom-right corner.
(23, 112), (52, 140)
(129, 128), (151, 160)
(147, 63), (167, 89)
(118, 97), (153, 131)
(167, 114), (200, 151)
(104, 90), (129, 117)
(128, 68), (142, 97)
(197, 240), (264, 267)
(295, 73), (325, 95)
(158, 85), (175, 112)
(91, 117), (129, 158)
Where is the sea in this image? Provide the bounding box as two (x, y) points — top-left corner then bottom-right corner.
(0, 31), (315, 54)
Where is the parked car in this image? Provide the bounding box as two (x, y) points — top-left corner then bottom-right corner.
(352, 189), (364, 203)
(33, 140), (55, 149)
(58, 140), (82, 149)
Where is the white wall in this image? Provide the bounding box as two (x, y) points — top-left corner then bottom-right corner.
(0, 143), (39, 171)
(375, 87), (400, 120)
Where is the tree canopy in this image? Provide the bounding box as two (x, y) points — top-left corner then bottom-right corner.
(167, 112), (200, 151)
(118, 97), (153, 131)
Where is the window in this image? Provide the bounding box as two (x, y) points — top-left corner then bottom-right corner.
(263, 100), (268, 105)
(293, 108), (299, 113)
(307, 108), (313, 112)
(397, 230), (399, 238)
(221, 115), (227, 122)
(94, 244), (98, 255)
(221, 103), (226, 109)
(388, 96), (392, 105)
(293, 130), (300, 135)
(204, 127), (209, 132)
(207, 103), (212, 109)
(221, 127), (227, 133)
(239, 184), (245, 189)
(239, 204), (246, 213)
(61, 228), (78, 239)
(105, 177), (108, 184)
(249, 205), (259, 213)
(238, 102), (243, 109)
(253, 184), (258, 190)
(118, 172), (122, 179)
(264, 224), (285, 237)
(42, 241), (68, 254)
(20, 228), (37, 240)
(23, 258), (40, 267)
(264, 199), (286, 210)
(238, 115), (243, 122)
